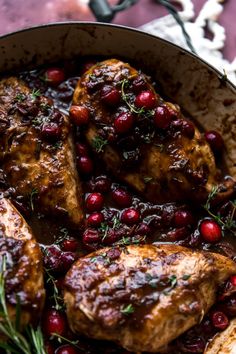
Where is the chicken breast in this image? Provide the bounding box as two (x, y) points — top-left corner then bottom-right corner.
(73, 59), (235, 203)
(0, 77), (83, 227)
(64, 244), (236, 353)
(204, 318), (236, 354)
(0, 197), (45, 328)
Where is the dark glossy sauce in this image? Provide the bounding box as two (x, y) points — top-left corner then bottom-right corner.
(1, 58), (235, 353)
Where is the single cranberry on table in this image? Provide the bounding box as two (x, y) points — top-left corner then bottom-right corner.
(41, 123), (61, 141)
(82, 228), (100, 244)
(101, 85), (120, 106)
(205, 130), (224, 152)
(199, 219), (222, 243)
(111, 188), (132, 207)
(153, 106), (172, 130)
(44, 309), (66, 337)
(77, 156), (93, 174)
(86, 192), (104, 212)
(174, 210), (194, 228)
(87, 212), (104, 227)
(62, 238), (79, 252)
(69, 105), (90, 126)
(56, 345), (80, 354)
(114, 112), (134, 134)
(121, 208), (140, 225)
(135, 90), (157, 110)
(45, 68), (65, 86)
(211, 310), (229, 330)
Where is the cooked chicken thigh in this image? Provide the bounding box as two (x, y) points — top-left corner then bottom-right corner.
(73, 59), (235, 203)
(204, 318), (236, 353)
(64, 244), (236, 353)
(0, 77), (83, 226)
(0, 197), (45, 328)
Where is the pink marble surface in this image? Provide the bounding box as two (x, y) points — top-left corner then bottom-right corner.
(0, 0), (235, 61)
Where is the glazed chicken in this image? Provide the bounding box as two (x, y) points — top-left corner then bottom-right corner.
(204, 318), (236, 353)
(0, 77), (83, 226)
(64, 244), (236, 353)
(73, 59), (235, 203)
(0, 197), (45, 328)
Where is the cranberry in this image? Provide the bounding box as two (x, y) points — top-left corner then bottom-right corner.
(43, 245), (62, 272)
(174, 210), (194, 228)
(56, 345), (79, 354)
(132, 75), (147, 93)
(41, 123), (61, 141)
(211, 311), (229, 330)
(61, 252), (77, 272)
(69, 105), (90, 126)
(231, 275), (236, 287)
(102, 229), (119, 245)
(82, 228), (100, 244)
(77, 156), (93, 174)
(199, 219), (222, 243)
(86, 193), (104, 212)
(121, 208), (140, 225)
(94, 176), (111, 192)
(45, 342), (55, 354)
(112, 188), (132, 207)
(45, 68), (65, 86)
(179, 336), (205, 353)
(101, 85), (120, 106)
(62, 238), (79, 252)
(106, 247), (121, 260)
(167, 227), (189, 241)
(135, 90), (157, 110)
(75, 143), (89, 157)
(153, 106), (172, 129)
(205, 130), (224, 152)
(181, 120), (195, 139)
(87, 212), (104, 227)
(44, 309), (66, 337)
(224, 296), (236, 317)
(135, 223), (151, 236)
(114, 112), (134, 134)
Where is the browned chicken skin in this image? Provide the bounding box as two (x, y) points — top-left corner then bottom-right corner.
(64, 244), (236, 353)
(204, 318), (236, 353)
(73, 59), (235, 203)
(0, 77), (83, 227)
(0, 197), (45, 328)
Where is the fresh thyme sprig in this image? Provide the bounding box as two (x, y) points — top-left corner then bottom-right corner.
(0, 255), (46, 354)
(29, 188), (38, 211)
(31, 89), (41, 100)
(92, 135), (108, 153)
(120, 79), (145, 115)
(121, 303), (135, 316)
(44, 268), (64, 311)
(99, 216), (121, 241)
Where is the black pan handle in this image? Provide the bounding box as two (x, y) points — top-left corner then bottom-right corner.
(89, 0), (138, 22)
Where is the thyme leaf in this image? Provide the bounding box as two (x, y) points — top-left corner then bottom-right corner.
(31, 89), (41, 100)
(29, 188), (38, 211)
(120, 79), (145, 115)
(92, 135), (108, 153)
(121, 303), (135, 316)
(44, 268), (64, 310)
(15, 93), (26, 102)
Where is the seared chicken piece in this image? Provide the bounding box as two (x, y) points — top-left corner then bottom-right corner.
(73, 59), (235, 203)
(0, 198), (45, 328)
(64, 244), (236, 353)
(204, 318), (236, 353)
(0, 77), (83, 226)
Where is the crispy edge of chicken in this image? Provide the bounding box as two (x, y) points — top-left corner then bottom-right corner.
(204, 318), (236, 354)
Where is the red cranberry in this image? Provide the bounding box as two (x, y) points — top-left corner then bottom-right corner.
(179, 336), (205, 353)
(82, 228), (100, 244)
(86, 193), (104, 212)
(87, 212), (104, 227)
(224, 296), (236, 317)
(199, 219), (222, 243)
(56, 345), (79, 354)
(112, 188), (132, 207)
(45, 342), (55, 354)
(114, 112), (134, 134)
(153, 106), (173, 129)
(106, 247), (121, 260)
(94, 176), (111, 192)
(211, 311), (229, 330)
(44, 309), (66, 337)
(41, 123), (61, 141)
(205, 130), (224, 152)
(121, 208), (140, 225)
(181, 120), (195, 139)
(61, 252), (77, 272)
(135, 223), (151, 236)
(102, 229), (119, 245)
(101, 85), (120, 106)
(75, 143), (89, 157)
(132, 75), (147, 93)
(43, 245), (62, 272)
(62, 238), (79, 252)
(174, 210), (194, 227)
(45, 68), (65, 86)
(167, 227), (189, 241)
(69, 105), (90, 126)
(135, 90), (157, 110)
(77, 156), (93, 174)
(231, 275), (236, 287)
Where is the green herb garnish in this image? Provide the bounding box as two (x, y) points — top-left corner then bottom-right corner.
(15, 93), (26, 102)
(29, 188), (38, 211)
(92, 135), (108, 153)
(143, 176), (153, 184)
(31, 89), (41, 100)
(44, 268), (64, 310)
(121, 79), (145, 115)
(121, 303), (135, 316)
(182, 274), (191, 281)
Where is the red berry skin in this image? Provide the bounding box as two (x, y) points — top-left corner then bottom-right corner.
(114, 112), (134, 134)
(111, 188), (132, 207)
(45, 68), (65, 86)
(82, 228), (100, 244)
(62, 238), (79, 252)
(41, 123), (61, 141)
(77, 156), (93, 174)
(86, 193), (104, 212)
(45, 342), (55, 354)
(181, 120), (195, 139)
(199, 219), (222, 243)
(231, 275), (236, 287)
(44, 309), (66, 337)
(174, 210), (194, 228)
(55, 344), (79, 354)
(75, 143), (89, 157)
(211, 311), (229, 330)
(205, 130), (224, 152)
(132, 76), (147, 93)
(87, 212), (104, 227)
(69, 105), (90, 126)
(153, 106), (172, 129)
(135, 90), (157, 110)
(101, 85), (120, 106)
(121, 208), (140, 225)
